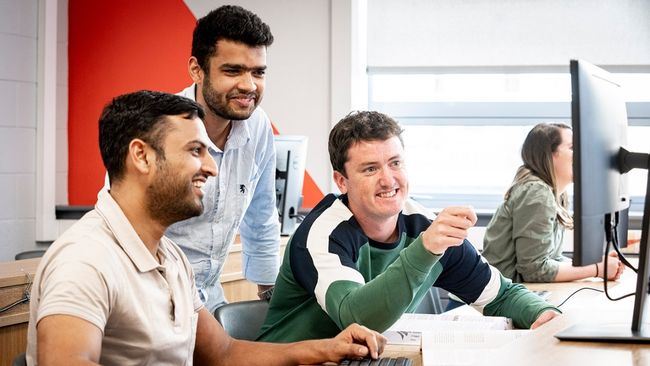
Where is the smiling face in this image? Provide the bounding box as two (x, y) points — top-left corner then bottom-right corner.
(146, 116), (217, 226)
(195, 39), (266, 121)
(334, 136), (409, 230)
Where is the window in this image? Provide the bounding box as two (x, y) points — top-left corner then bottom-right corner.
(368, 70), (650, 213)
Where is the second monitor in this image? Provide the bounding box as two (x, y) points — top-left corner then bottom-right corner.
(275, 135), (308, 236)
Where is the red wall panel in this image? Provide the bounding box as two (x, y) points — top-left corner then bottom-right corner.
(68, 0), (195, 204)
(68, 0), (323, 207)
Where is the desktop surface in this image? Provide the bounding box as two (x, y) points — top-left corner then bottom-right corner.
(484, 266), (650, 366)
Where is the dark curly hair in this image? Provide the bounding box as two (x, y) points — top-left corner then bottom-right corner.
(328, 111), (404, 177)
(191, 5), (274, 72)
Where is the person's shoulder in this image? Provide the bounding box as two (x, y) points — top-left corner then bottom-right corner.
(40, 213), (120, 274)
(296, 194), (354, 238)
(511, 178), (553, 200)
(509, 178), (555, 210)
(305, 194), (350, 225)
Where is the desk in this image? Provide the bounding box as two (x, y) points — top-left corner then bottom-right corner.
(0, 258), (39, 366)
(373, 266), (648, 366)
(481, 271), (650, 366)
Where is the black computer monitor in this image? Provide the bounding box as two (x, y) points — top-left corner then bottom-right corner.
(275, 135), (308, 236)
(571, 59), (630, 267)
(555, 59), (650, 343)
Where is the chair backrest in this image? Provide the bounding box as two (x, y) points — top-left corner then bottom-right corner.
(15, 250), (46, 260)
(414, 287), (444, 314)
(213, 300), (269, 341)
(12, 352), (26, 366)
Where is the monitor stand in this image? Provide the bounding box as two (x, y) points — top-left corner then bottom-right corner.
(556, 151), (650, 343)
(555, 324), (650, 343)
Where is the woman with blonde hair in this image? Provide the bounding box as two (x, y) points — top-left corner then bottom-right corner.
(482, 122), (624, 282)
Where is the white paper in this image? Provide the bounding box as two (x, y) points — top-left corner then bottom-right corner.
(386, 313), (514, 333)
(421, 329), (529, 366)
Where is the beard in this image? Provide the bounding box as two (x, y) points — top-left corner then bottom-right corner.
(201, 76), (260, 121)
(146, 159), (204, 227)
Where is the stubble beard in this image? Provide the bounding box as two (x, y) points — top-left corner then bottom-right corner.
(147, 160), (204, 227)
(201, 76), (260, 121)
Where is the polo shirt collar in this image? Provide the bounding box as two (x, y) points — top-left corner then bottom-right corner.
(95, 190), (163, 273)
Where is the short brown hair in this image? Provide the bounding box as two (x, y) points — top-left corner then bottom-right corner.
(328, 111), (403, 177)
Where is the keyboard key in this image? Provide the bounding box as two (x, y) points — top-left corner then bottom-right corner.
(338, 357), (412, 366)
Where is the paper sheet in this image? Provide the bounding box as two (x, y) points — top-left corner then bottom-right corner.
(386, 313), (514, 332)
(421, 329), (529, 366)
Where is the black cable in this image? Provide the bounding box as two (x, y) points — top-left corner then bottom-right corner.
(603, 232), (636, 302)
(0, 272), (33, 314)
(556, 287), (604, 308)
(0, 296), (29, 314)
(612, 222), (638, 273)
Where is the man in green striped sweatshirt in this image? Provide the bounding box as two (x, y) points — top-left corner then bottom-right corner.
(258, 111), (560, 342)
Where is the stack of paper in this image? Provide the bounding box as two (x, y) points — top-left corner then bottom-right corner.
(386, 313), (514, 332)
(385, 313), (528, 365)
(383, 330), (422, 352)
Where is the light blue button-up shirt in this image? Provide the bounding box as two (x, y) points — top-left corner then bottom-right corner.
(166, 85), (281, 312)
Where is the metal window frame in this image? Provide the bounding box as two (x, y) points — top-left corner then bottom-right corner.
(367, 69), (650, 227)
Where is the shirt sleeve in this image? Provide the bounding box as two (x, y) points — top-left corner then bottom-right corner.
(511, 183), (562, 282)
(239, 120), (281, 285)
(433, 239), (560, 329)
(483, 274), (561, 329)
(318, 235), (441, 333)
(36, 254), (111, 333)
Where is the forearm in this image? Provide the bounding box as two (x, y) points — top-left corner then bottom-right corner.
(217, 338), (332, 366)
(334, 238), (439, 331)
(483, 276), (560, 328)
(553, 262), (597, 282)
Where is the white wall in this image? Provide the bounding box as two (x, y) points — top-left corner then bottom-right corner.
(0, 0), (39, 261)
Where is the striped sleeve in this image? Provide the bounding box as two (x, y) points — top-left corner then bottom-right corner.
(292, 198), (440, 332)
(434, 240), (560, 328)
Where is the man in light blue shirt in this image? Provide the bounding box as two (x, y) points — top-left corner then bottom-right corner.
(166, 5), (280, 312)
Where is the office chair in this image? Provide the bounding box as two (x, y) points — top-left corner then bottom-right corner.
(414, 287), (444, 314)
(15, 250), (46, 260)
(12, 352), (26, 366)
(213, 299), (269, 341)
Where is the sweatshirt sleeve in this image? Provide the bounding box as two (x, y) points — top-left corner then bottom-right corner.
(433, 239), (560, 329)
(321, 236), (440, 332)
(483, 274), (561, 328)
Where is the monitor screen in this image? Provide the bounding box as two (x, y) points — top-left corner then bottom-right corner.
(555, 59), (650, 343)
(275, 135), (308, 236)
(571, 59), (630, 267)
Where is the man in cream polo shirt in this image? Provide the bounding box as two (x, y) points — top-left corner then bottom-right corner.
(26, 91), (385, 365)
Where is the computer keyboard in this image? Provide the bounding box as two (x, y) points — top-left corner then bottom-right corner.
(338, 356), (413, 366)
